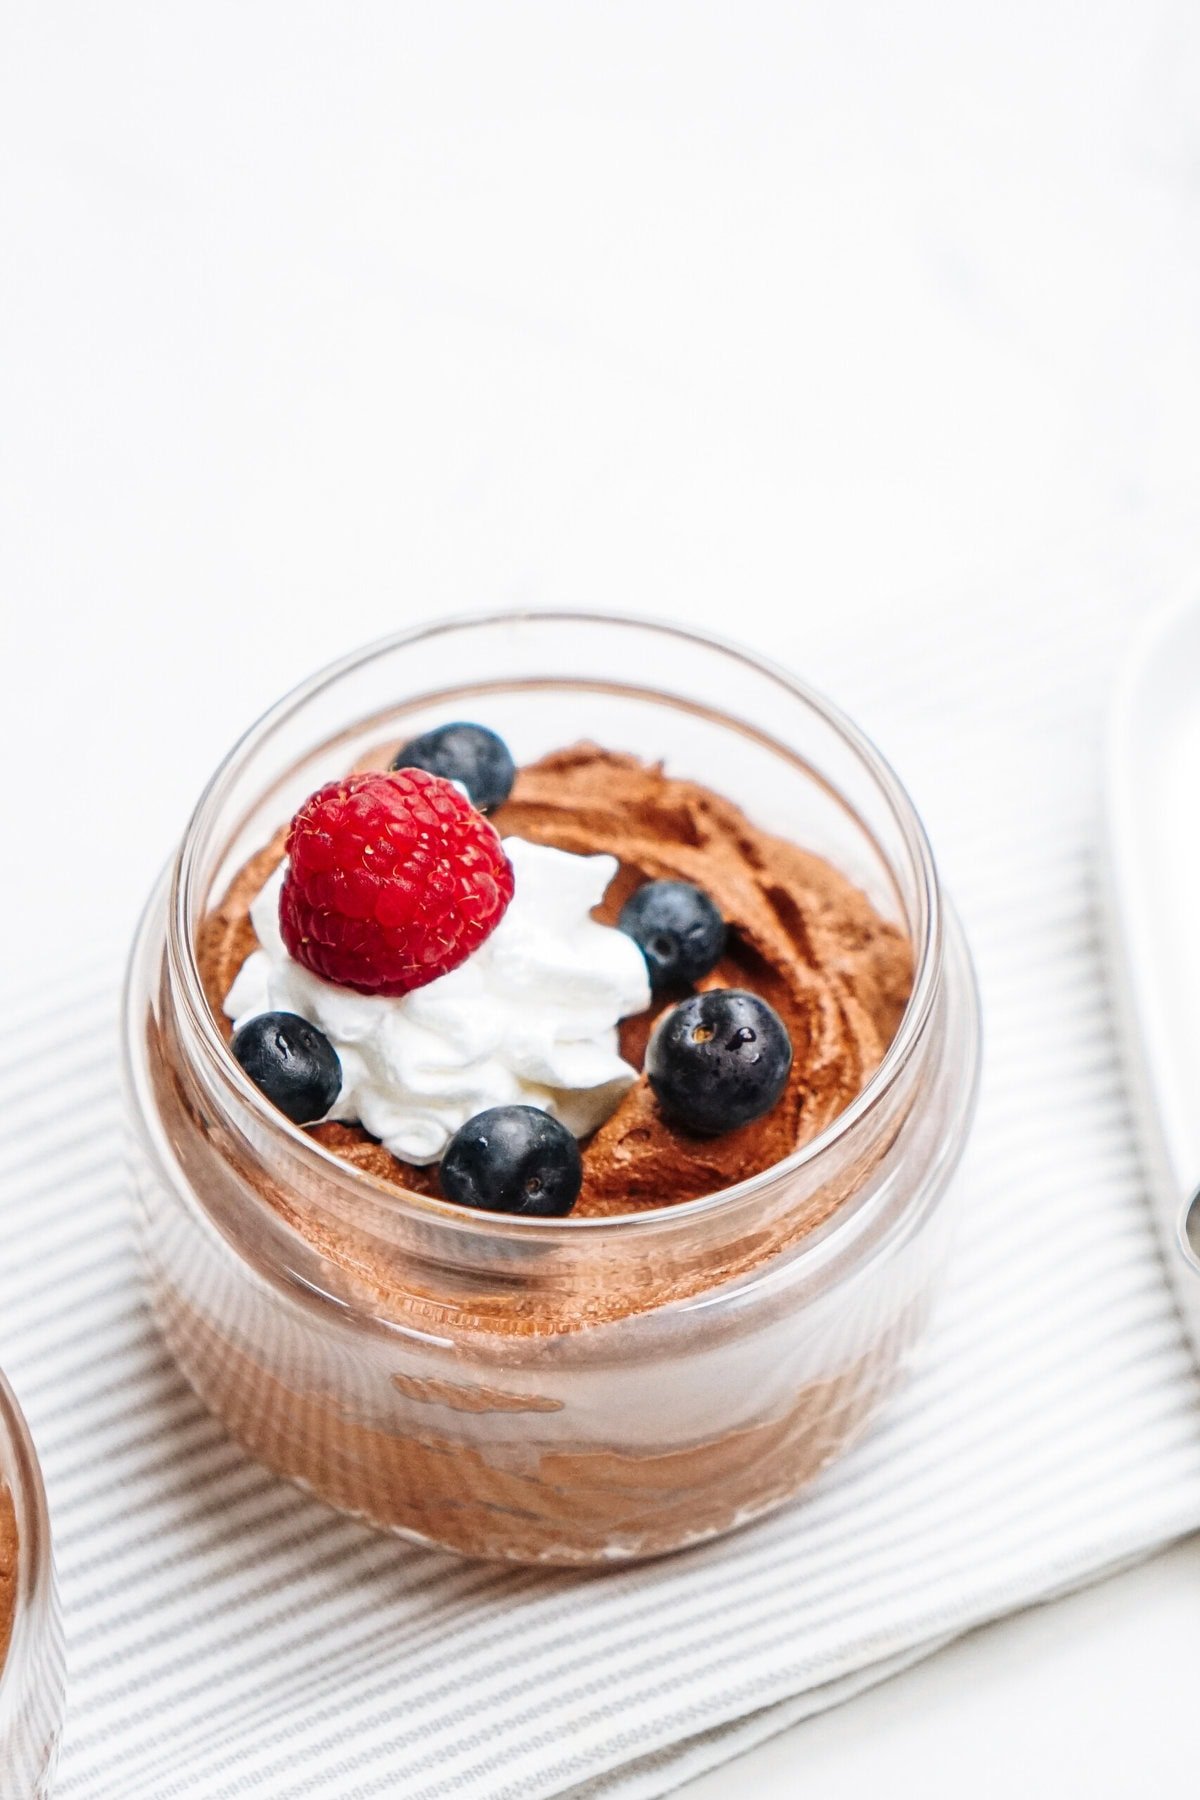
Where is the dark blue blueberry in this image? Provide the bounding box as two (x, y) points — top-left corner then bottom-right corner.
(618, 880), (726, 990)
(645, 989), (792, 1135)
(439, 1105), (582, 1216)
(390, 722), (516, 813)
(231, 1011), (342, 1125)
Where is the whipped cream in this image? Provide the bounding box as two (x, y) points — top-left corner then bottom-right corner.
(224, 838), (651, 1164)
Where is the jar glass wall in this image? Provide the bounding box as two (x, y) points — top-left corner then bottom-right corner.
(0, 1369), (66, 1796)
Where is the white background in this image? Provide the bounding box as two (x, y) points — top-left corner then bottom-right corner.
(3, 4), (1200, 1795)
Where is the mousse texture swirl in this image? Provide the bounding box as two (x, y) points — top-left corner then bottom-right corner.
(199, 745), (913, 1217)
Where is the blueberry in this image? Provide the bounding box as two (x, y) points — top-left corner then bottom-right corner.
(618, 880), (726, 990)
(645, 989), (792, 1135)
(231, 1012), (342, 1125)
(390, 722), (516, 813)
(439, 1105), (582, 1216)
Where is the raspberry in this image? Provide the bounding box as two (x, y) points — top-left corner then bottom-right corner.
(278, 769), (514, 996)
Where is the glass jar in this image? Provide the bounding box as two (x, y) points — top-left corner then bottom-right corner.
(122, 612), (980, 1565)
(0, 1369), (66, 1796)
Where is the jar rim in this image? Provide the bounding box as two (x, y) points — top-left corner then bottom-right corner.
(168, 607), (944, 1241)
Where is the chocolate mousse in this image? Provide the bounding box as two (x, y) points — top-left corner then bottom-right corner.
(128, 674), (973, 1568)
(0, 1486), (15, 1673)
(199, 745), (912, 1216)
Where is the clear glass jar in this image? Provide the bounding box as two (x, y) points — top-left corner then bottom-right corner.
(122, 613), (980, 1565)
(0, 1369), (66, 1796)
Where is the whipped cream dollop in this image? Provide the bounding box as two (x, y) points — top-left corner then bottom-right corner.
(224, 838), (651, 1164)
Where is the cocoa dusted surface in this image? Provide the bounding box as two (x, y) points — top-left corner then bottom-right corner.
(197, 746), (913, 1216)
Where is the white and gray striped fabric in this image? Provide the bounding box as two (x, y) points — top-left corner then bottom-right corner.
(4, 580), (1200, 1799)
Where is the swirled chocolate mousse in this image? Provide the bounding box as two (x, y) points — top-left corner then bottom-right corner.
(151, 723), (927, 1563)
(0, 1486), (15, 1673)
(198, 731), (912, 1221)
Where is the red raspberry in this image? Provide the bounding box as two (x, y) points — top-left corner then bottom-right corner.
(278, 769), (514, 996)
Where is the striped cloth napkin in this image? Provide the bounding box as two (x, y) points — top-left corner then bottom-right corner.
(4, 573), (1200, 1799)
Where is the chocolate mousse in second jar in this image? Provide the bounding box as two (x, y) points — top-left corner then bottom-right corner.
(124, 612), (980, 1565)
(0, 1489), (15, 1673)
(0, 1367), (65, 1793)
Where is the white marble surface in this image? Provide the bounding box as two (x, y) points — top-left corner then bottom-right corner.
(3, 5), (1200, 1794)
(682, 1539), (1200, 1799)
